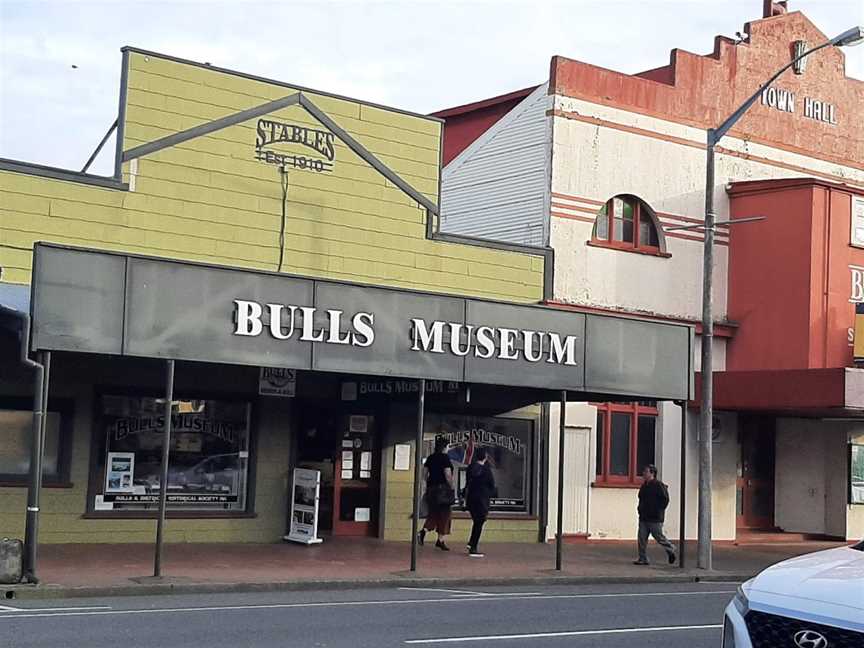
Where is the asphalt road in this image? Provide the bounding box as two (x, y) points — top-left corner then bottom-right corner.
(0, 582), (737, 647)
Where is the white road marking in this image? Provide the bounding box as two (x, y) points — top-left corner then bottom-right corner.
(0, 590), (735, 621)
(398, 588), (543, 598)
(450, 593), (543, 598)
(399, 587), (489, 596)
(0, 605), (111, 613)
(405, 624), (724, 644)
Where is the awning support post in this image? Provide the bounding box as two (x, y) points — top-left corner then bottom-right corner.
(677, 400), (687, 570)
(23, 350), (50, 584)
(410, 378), (426, 572)
(154, 359), (175, 578)
(555, 390), (567, 571)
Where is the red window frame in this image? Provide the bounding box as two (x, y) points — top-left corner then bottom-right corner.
(591, 196), (663, 255)
(593, 401), (658, 487)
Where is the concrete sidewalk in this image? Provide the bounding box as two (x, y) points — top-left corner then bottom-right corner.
(3, 538), (847, 599)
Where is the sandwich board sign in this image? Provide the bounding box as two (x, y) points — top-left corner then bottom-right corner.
(285, 468), (323, 545)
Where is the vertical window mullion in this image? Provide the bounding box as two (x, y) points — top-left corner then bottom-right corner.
(634, 201), (641, 249)
(607, 200), (614, 242)
(604, 406), (611, 480)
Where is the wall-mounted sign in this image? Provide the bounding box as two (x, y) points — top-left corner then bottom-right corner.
(760, 86), (838, 125)
(849, 265), (864, 303)
(259, 367), (297, 397)
(233, 300), (581, 367)
(31, 244), (694, 400)
(341, 379), (460, 400)
(854, 303), (864, 362)
(852, 197), (864, 248)
(254, 119), (335, 173)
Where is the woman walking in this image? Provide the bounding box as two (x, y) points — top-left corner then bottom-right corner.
(418, 436), (455, 551)
(464, 447), (496, 558)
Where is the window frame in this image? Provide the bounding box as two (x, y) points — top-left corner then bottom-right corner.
(593, 401), (658, 488)
(84, 387), (259, 519)
(590, 195), (668, 256)
(0, 396), (75, 488)
(423, 410), (537, 517)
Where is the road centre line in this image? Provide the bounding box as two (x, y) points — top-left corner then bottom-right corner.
(398, 588), (544, 597)
(405, 624), (724, 644)
(0, 605), (111, 613)
(399, 588), (490, 596)
(0, 604), (21, 611)
(0, 590), (735, 621)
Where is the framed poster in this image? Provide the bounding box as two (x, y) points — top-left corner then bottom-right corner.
(105, 452), (135, 493)
(285, 468), (323, 544)
(850, 444), (864, 505)
(259, 367), (296, 397)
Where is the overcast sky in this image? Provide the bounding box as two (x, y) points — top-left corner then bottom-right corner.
(1, 0), (861, 176)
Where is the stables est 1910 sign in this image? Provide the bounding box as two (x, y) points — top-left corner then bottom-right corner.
(254, 118), (335, 173)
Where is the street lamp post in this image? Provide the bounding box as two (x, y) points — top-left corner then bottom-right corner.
(697, 25), (863, 571)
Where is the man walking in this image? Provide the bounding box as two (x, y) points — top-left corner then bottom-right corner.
(464, 447), (496, 558)
(633, 464), (676, 566)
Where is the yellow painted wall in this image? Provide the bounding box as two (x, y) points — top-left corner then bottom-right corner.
(0, 49), (545, 303)
(0, 48), (546, 545)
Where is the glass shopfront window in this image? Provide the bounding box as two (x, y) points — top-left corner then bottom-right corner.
(97, 395), (251, 512)
(424, 411), (534, 513)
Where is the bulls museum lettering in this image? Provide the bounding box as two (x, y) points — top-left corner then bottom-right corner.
(232, 299), (580, 365)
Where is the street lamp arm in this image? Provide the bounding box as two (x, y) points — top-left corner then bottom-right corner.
(710, 39), (834, 145)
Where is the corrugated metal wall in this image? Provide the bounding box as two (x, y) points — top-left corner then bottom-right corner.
(440, 85), (551, 247)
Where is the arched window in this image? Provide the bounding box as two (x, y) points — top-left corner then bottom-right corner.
(592, 195), (663, 253)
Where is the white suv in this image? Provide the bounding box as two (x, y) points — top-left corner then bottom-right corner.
(723, 540), (863, 647)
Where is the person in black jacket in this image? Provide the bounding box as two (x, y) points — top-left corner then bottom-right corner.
(464, 447), (496, 558)
(634, 464), (676, 565)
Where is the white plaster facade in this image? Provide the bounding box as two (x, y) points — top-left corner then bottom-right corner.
(439, 23), (864, 543)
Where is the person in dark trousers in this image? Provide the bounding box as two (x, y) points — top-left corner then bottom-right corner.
(634, 464), (676, 565)
(464, 447), (496, 558)
(418, 436), (454, 551)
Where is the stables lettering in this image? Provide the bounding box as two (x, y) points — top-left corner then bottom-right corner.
(254, 119), (336, 172)
(255, 120), (335, 160)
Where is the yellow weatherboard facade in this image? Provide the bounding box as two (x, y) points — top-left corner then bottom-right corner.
(0, 49), (546, 545)
(1, 49), (545, 302)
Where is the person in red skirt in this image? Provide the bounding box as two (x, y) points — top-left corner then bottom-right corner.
(418, 436), (455, 551)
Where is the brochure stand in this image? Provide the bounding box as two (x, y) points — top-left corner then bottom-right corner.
(284, 468), (323, 545)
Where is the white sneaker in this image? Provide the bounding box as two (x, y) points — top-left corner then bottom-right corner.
(468, 551), (485, 558)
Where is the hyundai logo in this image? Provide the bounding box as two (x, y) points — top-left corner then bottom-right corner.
(794, 629), (828, 648)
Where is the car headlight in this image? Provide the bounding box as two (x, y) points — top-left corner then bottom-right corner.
(722, 615), (736, 648)
(732, 584), (750, 617)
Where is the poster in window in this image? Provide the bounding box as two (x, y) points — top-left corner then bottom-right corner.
(100, 396), (250, 511)
(105, 452), (135, 493)
(850, 445), (864, 505)
(423, 413), (534, 512)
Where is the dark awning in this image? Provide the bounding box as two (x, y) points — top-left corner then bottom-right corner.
(27, 243), (694, 401)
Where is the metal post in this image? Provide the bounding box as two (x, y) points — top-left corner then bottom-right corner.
(154, 359), (175, 578)
(698, 138), (716, 571)
(23, 351), (49, 583)
(410, 378), (426, 572)
(555, 390), (567, 571)
(678, 400), (687, 570)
